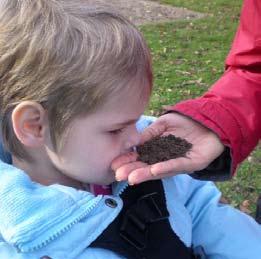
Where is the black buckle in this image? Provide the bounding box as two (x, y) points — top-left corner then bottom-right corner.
(120, 192), (169, 250)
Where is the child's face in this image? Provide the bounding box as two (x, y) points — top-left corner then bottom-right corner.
(45, 90), (149, 186)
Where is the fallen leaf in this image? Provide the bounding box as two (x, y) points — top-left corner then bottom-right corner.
(239, 200), (251, 214)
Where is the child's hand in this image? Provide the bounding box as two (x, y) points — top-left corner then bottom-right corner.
(111, 113), (225, 185)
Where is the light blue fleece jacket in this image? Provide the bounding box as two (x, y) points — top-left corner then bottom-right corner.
(0, 116), (260, 259)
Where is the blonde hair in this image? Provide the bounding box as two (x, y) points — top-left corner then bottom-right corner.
(0, 0), (152, 160)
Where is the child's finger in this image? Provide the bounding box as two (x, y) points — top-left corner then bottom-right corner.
(114, 161), (146, 181)
(111, 152), (138, 171)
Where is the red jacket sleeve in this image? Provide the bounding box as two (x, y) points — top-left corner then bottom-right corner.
(169, 0), (261, 175)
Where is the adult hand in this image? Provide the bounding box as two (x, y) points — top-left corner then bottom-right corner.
(111, 112), (225, 185)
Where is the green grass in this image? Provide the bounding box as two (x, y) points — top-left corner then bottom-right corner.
(140, 0), (261, 216)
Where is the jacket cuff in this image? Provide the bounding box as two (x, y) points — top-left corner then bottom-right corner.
(190, 147), (232, 181)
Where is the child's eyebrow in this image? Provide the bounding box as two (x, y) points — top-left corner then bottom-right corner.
(112, 119), (138, 127)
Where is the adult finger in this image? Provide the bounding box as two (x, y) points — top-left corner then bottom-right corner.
(114, 161), (147, 182)
(150, 156), (205, 176)
(111, 152), (138, 171)
(128, 166), (154, 185)
(128, 166), (180, 185)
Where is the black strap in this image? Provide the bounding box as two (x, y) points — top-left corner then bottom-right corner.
(90, 180), (196, 259)
(256, 194), (261, 224)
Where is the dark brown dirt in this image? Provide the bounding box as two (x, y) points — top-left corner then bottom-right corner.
(137, 135), (192, 164)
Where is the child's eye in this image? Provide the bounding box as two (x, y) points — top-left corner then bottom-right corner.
(109, 128), (124, 135)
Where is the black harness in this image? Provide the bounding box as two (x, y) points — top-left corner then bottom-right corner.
(90, 180), (202, 259)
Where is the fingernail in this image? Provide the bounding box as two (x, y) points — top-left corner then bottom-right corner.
(115, 175), (122, 182)
(128, 180), (136, 186)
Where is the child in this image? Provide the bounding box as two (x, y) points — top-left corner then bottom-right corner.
(0, 1), (260, 258)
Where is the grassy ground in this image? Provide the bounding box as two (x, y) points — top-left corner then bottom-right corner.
(140, 0), (261, 216)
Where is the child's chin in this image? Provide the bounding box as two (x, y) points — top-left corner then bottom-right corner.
(102, 178), (115, 185)
(94, 176), (115, 186)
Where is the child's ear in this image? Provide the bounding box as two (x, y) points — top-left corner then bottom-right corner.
(12, 101), (48, 147)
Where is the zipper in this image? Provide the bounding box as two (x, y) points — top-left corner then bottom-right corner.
(115, 181), (129, 196)
(16, 181), (129, 253)
(14, 196), (102, 253)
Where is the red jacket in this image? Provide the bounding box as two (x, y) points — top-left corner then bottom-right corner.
(170, 0), (261, 175)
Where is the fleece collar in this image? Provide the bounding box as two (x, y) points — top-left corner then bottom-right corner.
(0, 161), (106, 252)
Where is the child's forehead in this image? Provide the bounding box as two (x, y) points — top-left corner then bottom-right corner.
(82, 89), (148, 125)
(101, 88), (149, 112)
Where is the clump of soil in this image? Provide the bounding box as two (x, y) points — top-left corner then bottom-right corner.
(136, 135), (192, 165)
